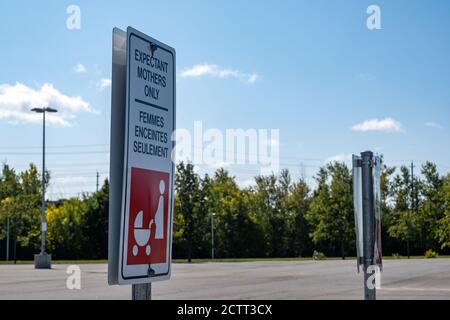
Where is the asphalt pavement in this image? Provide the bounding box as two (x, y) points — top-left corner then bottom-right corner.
(0, 259), (449, 300)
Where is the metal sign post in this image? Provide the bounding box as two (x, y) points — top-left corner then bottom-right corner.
(361, 151), (376, 300)
(353, 151), (382, 300)
(132, 283), (152, 300)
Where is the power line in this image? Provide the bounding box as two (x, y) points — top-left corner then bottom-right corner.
(2, 145), (449, 169)
(0, 143), (109, 150)
(1, 150), (110, 156)
(51, 171), (109, 177)
(11, 160), (109, 165)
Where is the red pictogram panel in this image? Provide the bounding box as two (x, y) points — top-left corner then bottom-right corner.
(127, 167), (169, 265)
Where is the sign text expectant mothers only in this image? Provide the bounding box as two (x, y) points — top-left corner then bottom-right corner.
(118, 27), (175, 284)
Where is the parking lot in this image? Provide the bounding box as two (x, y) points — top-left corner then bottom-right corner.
(1, 259), (449, 300)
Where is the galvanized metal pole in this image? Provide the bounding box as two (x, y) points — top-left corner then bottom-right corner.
(6, 217), (9, 261)
(361, 151), (376, 300)
(132, 283), (152, 300)
(41, 110), (46, 254)
(211, 213), (215, 260)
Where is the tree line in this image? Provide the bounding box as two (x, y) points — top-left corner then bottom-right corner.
(1, 160), (450, 261)
(0, 164), (109, 261)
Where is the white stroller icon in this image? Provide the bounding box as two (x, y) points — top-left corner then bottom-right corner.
(132, 180), (165, 257)
(132, 211), (153, 256)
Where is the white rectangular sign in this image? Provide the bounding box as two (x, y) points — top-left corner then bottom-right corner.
(112, 27), (175, 285)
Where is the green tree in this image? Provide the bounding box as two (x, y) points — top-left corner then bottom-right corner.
(306, 163), (354, 259)
(286, 177), (311, 257)
(81, 179), (109, 259)
(195, 174), (214, 257)
(175, 162), (203, 262)
(0, 164), (21, 242)
(418, 162), (444, 251)
(0, 164), (43, 261)
(329, 162), (354, 258)
(378, 163), (398, 255)
(172, 194), (187, 258)
(306, 167), (331, 254)
(209, 169), (264, 258)
(388, 166), (419, 257)
(437, 174), (450, 249)
(0, 164), (21, 199)
(252, 170), (292, 257)
(46, 199), (86, 259)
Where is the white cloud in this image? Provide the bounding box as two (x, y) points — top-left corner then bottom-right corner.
(181, 64), (259, 84)
(425, 121), (444, 129)
(0, 82), (92, 127)
(247, 74), (259, 84)
(97, 78), (111, 91)
(351, 118), (404, 133)
(326, 153), (352, 163)
(53, 176), (88, 185)
(207, 160), (233, 170)
(73, 63), (87, 73)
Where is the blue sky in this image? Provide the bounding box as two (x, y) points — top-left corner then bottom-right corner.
(0, 0), (449, 198)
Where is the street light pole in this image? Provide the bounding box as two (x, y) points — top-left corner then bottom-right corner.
(41, 109), (46, 255)
(31, 107), (57, 269)
(211, 213), (216, 260)
(6, 217), (9, 261)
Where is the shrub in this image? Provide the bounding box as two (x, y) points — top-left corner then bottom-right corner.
(313, 250), (326, 260)
(424, 249), (439, 258)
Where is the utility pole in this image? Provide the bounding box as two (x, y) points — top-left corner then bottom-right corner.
(300, 162), (306, 180)
(361, 151), (376, 300)
(96, 171), (100, 192)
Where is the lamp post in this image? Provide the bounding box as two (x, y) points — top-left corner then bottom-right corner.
(6, 217), (9, 261)
(31, 107), (57, 269)
(211, 213), (216, 260)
